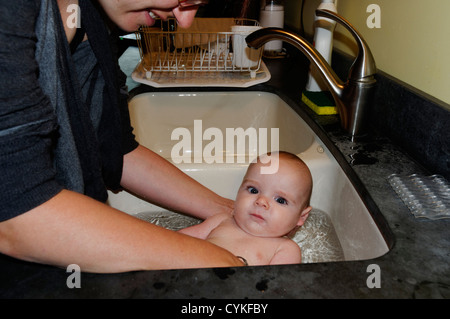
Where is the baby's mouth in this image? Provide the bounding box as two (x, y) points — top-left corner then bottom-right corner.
(250, 213), (265, 221)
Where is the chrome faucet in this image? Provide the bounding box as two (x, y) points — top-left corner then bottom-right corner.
(246, 9), (377, 138)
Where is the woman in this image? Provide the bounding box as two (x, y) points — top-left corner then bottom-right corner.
(0, 0), (244, 272)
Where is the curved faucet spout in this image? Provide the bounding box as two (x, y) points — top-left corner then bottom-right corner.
(246, 27), (345, 97)
(245, 9), (377, 138)
(246, 26), (345, 103)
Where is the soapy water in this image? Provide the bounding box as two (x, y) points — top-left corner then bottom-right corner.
(134, 208), (344, 264)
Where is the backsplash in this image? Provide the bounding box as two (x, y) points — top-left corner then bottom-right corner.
(332, 50), (450, 180)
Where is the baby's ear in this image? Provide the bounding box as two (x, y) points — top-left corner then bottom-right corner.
(297, 206), (312, 227)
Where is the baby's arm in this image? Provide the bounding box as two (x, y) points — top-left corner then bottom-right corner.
(269, 240), (302, 265)
(178, 213), (229, 240)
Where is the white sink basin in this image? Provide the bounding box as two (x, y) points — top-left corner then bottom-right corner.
(107, 91), (390, 264)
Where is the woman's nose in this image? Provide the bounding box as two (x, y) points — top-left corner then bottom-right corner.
(172, 6), (198, 28)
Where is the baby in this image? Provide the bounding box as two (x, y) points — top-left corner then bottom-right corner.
(179, 151), (313, 266)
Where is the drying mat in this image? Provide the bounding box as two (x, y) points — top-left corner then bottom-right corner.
(388, 174), (450, 220)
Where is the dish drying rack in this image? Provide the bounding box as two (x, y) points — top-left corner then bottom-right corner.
(132, 18), (270, 88)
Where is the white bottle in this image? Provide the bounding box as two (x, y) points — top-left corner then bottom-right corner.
(305, 0), (337, 92)
(259, 0), (284, 55)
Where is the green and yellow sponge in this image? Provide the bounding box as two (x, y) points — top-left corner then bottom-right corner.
(301, 90), (338, 115)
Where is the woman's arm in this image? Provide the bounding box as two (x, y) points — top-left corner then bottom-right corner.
(120, 145), (234, 220)
(0, 145), (240, 272)
(0, 190), (243, 273)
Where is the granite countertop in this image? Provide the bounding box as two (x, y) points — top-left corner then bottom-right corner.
(0, 47), (448, 299)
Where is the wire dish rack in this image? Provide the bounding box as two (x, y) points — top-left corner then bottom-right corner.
(132, 18), (271, 88)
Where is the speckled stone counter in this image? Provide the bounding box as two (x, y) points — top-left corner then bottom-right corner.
(0, 46), (448, 299)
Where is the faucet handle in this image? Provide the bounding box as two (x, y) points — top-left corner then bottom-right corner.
(316, 9), (376, 82)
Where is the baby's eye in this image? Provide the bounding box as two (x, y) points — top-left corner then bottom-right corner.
(275, 197), (287, 205)
(247, 186), (259, 194)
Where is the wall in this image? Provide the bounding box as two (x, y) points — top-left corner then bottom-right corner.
(284, 0), (450, 109)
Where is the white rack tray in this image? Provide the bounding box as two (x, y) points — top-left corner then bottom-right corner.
(133, 18), (271, 88)
(131, 60), (270, 88)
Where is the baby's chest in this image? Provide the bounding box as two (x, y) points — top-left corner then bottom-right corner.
(209, 227), (281, 265)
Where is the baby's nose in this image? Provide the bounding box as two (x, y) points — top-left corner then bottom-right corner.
(255, 195), (269, 209)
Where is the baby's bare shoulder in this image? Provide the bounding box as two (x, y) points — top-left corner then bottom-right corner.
(278, 237), (301, 251)
(269, 238), (302, 265)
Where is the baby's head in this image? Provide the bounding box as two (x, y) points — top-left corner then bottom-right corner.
(233, 151), (313, 238)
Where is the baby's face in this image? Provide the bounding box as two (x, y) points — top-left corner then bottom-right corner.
(233, 156), (312, 238)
